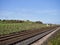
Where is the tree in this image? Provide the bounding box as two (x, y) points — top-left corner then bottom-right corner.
(0, 19), (1, 21)
(35, 21), (43, 24)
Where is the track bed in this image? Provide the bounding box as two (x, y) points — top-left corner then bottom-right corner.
(0, 26), (59, 45)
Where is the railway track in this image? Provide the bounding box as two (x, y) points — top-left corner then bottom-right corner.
(0, 26), (59, 45)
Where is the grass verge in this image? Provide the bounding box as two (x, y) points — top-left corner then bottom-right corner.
(48, 30), (60, 45)
(0, 22), (46, 35)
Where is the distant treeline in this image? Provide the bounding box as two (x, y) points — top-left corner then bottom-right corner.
(0, 19), (24, 23)
(0, 19), (43, 24)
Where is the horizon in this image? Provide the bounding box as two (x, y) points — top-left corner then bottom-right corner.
(0, 0), (60, 24)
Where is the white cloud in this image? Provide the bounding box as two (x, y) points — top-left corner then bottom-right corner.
(0, 8), (59, 19)
(14, 8), (58, 16)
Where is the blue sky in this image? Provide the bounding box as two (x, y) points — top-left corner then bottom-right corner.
(0, 0), (60, 24)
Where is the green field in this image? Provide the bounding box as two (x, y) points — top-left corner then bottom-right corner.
(48, 30), (60, 45)
(0, 22), (46, 35)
